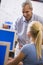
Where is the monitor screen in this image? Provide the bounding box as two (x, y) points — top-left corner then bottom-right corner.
(0, 28), (16, 51)
(0, 45), (7, 65)
(0, 42), (10, 65)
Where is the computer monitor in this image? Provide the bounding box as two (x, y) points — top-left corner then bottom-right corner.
(0, 41), (10, 65)
(0, 28), (16, 51)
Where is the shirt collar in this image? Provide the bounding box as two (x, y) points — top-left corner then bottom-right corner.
(23, 16), (26, 22)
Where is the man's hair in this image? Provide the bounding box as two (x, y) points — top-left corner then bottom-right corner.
(22, 0), (33, 9)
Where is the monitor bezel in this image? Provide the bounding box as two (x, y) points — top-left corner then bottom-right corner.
(0, 41), (10, 65)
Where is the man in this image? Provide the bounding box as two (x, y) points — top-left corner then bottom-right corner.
(14, 0), (43, 46)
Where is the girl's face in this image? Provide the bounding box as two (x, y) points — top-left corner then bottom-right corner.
(27, 32), (33, 42)
(27, 32), (32, 38)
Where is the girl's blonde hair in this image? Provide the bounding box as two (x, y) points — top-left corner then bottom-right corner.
(27, 21), (42, 59)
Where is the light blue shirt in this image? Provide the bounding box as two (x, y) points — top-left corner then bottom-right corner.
(21, 44), (43, 65)
(14, 14), (43, 46)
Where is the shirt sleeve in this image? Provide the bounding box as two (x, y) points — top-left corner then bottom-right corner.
(14, 21), (18, 30)
(13, 18), (21, 31)
(20, 45), (29, 56)
(37, 15), (43, 24)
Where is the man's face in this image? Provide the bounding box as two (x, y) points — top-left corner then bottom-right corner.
(22, 4), (32, 21)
